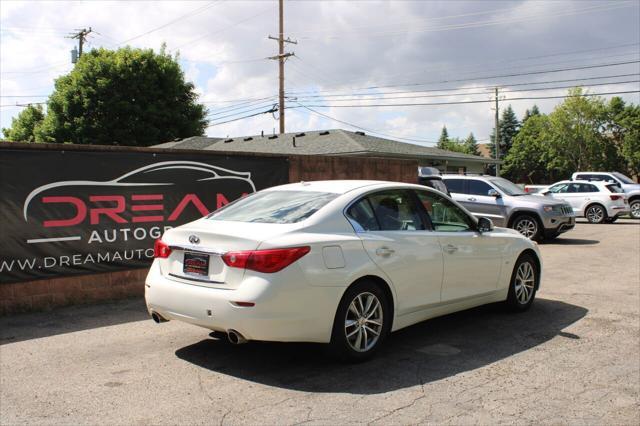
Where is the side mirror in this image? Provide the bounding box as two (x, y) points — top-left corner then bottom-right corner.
(478, 217), (494, 233)
(542, 191), (551, 195)
(487, 189), (501, 198)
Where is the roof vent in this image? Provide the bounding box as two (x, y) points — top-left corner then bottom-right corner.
(355, 131), (365, 136)
(224, 138), (233, 143)
(243, 137), (253, 141)
(319, 130), (330, 136)
(295, 132), (306, 137)
(268, 135), (278, 140)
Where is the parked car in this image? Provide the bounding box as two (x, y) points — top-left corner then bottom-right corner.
(146, 180), (542, 361)
(523, 185), (547, 194)
(441, 175), (574, 241)
(571, 172), (640, 219)
(418, 166), (450, 196)
(539, 180), (629, 223)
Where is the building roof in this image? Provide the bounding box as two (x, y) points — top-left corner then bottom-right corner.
(154, 129), (500, 164)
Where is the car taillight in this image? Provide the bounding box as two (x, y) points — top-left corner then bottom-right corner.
(154, 239), (172, 258)
(222, 246), (310, 273)
(610, 195), (622, 201)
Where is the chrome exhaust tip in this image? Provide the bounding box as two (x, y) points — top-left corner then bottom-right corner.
(151, 312), (168, 323)
(227, 329), (248, 345)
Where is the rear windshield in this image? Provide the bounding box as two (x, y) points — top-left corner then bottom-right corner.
(208, 191), (338, 223)
(606, 184), (624, 193)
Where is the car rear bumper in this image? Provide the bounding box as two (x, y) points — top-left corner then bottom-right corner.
(608, 205), (630, 217)
(144, 261), (342, 343)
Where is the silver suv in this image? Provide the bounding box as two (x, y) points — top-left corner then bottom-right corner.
(442, 175), (575, 240)
(572, 172), (640, 219)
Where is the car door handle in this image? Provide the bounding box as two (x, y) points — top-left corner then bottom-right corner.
(443, 244), (458, 254)
(375, 247), (395, 257)
(467, 197), (477, 201)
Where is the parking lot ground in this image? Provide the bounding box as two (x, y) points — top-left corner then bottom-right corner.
(1, 219), (639, 425)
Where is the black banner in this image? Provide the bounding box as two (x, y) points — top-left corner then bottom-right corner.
(0, 148), (289, 284)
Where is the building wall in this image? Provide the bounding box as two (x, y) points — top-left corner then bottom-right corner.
(0, 143), (417, 315)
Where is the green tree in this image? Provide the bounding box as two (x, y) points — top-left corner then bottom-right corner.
(502, 114), (553, 183)
(36, 45), (207, 146)
(522, 104), (540, 123)
(2, 104), (45, 142)
(545, 87), (624, 176)
(462, 132), (479, 156)
(437, 126), (450, 150)
(490, 105), (520, 159)
(604, 97), (640, 177)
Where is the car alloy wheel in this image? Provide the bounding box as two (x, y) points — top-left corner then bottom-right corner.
(514, 216), (539, 240)
(631, 200), (640, 219)
(331, 280), (390, 361)
(506, 254), (538, 311)
(514, 261), (535, 305)
(586, 205), (605, 224)
(344, 292), (384, 353)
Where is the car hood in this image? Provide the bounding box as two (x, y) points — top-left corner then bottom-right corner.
(511, 194), (567, 206)
(622, 183), (640, 193)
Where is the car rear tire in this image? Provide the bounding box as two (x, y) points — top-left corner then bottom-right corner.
(630, 199), (640, 219)
(330, 280), (391, 362)
(512, 215), (542, 241)
(505, 254), (538, 312)
(585, 204), (606, 224)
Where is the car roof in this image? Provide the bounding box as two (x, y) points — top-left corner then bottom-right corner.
(555, 180), (608, 185)
(263, 180), (423, 194)
(441, 174), (492, 180)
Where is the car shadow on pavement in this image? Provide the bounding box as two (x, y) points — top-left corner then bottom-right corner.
(0, 298), (149, 345)
(175, 298), (587, 394)
(542, 238), (599, 245)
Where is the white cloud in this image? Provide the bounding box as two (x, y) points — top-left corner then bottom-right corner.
(2, 0), (639, 142)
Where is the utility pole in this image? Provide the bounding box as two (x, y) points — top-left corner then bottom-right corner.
(494, 87), (500, 176)
(268, 0), (296, 134)
(67, 27), (92, 60)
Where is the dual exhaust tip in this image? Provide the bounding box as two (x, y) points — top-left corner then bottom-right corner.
(150, 311), (247, 345)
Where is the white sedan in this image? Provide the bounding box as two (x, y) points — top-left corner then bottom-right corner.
(145, 180), (542, 360)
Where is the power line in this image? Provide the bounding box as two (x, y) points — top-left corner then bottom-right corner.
(207, 106), (278, 128)
(116, 1), (224, 46)
(292, 90), (640, 109)
(206, 101), (278, 119)
(293, 102), (439, 144)
(287, 79), (640, 103)
(288, 59), (640, 95)
(298, 1), (636, 40)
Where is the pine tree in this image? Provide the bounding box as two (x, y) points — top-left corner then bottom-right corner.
(523, 104), (541, 123)
(489, 105), (520, 161)
(463, 132), (479, 156)
(437, 126), (449, 149)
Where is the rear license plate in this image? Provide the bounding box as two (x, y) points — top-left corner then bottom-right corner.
(183, 252), (210, 276)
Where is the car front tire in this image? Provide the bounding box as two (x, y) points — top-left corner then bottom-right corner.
(630, 199), (640, 219)
(512, 215), (542, 241)
(585, 204), (606, 224)
(506, 254), (538, 312)
(330, 280), (391, 362)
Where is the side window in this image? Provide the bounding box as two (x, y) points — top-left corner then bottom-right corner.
(582, 184), (599, 192)
(415, 190), (475, 232)
(575, 174), (591, 181)
(549, 184), (569, 193)
(367, 190), (426, 231)
(567, 183), (581, 193)
(444, 179), (466, 194)
(346, 198), (379, 232)
(468, 180), (493, 196)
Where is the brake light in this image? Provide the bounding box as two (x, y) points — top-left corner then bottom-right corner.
(610, 195), (622, 201)
(222, 246), (311, 273)
(154, 239), (172, 258)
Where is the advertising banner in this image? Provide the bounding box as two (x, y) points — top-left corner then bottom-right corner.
(0, 148), (289, 284)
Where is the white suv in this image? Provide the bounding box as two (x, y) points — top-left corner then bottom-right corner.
(572, 172), (640, 219)
(541, 180), (629, 223)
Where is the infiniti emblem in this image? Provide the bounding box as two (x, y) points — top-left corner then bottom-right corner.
(189, 235), (200, 244)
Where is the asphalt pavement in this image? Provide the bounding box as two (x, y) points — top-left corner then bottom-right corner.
(1, 219), (639, 425)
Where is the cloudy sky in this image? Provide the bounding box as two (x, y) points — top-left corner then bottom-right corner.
(1, 0), (639, 146)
